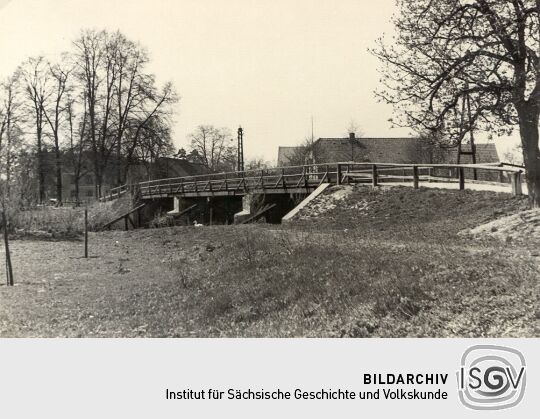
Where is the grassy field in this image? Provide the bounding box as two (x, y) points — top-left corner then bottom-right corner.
(0, 186), (538, 337)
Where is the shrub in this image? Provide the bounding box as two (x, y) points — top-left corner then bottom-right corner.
(7, 196), (133, 237)
(149, 210), (174, 229)
(10, 207), (83, 238)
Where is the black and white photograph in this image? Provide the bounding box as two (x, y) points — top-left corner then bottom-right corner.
(0, 1), (539, 416)
(0, 0), (538, 339)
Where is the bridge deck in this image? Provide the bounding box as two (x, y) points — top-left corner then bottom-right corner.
(103, 162), (525, 201)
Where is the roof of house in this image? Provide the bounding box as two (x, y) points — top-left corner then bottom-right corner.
(277, 137), (500, 166)
(154, 157), (210, 178)
(443, 143), (500, 164)
(315, 137), (421, 163)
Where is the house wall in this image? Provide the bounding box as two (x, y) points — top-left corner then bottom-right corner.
(61, 173), (107, 203)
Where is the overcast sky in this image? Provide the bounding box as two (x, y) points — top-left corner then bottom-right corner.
(0, 0), (518, 163)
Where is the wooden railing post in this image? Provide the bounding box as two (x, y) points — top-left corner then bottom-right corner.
(372, 164), (378, 187)
(336, 164), (342, 185)
(511, 172), (523, 196)
(413, 166), (419, 189)
(458, 167), (465, 190)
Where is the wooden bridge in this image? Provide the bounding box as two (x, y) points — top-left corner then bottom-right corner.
(104, 161), (526, 201)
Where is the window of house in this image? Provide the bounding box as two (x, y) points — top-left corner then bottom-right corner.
(86, 190), (93, 197)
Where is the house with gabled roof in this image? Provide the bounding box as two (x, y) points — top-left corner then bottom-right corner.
(277, 133), (500, 180)
(278, 133), (499, 166)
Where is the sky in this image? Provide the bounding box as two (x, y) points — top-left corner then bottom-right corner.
(0, 0), (519, 163)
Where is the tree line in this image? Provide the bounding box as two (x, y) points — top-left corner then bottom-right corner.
(0, 29), (178, 206)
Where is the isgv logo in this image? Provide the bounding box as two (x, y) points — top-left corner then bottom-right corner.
(457, 345), (526, 410)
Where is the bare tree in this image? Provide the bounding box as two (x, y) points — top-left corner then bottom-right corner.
(344, 119), (364, 138)
(131, 114), (175, 178)
(284, 138), (315, 166)
(20, 57), (49, 203)
(503, 144), (525, 166)
(65, 93), (89, 204)
(0, 77), (21, 288)
(344, 119), (364, 161)
(373, 0), (540, 206)
(74, 29), (179, 193)
(73, 29), (109, 198)
(411, 130), (451, 165)
(245, 156), (271, 170)
(188, 125), (235, 172)
(123, 81), (177, 181)
(0, 75), (24, 199)
(111, 32), (149, 185)
(42, 59), (72, 205)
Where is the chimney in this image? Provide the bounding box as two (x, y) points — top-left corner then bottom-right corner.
(349, 132), (355, 140)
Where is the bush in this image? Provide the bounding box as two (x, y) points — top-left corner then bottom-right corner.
(7, 196), (133, 238)
(149, 211), (174, 229)
(10, 207), (83, 238)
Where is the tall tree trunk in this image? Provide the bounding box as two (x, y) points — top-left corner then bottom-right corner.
(5, 114), (11, 199)
(55, 145), (62, 205)
(116, 136), (122, 186)
(74, 178), (80, 206)
(95, 170), (103, 199)
(37, 138), (45, 204)
(517, 108), (540, 207)
(36, 130), (45, 204)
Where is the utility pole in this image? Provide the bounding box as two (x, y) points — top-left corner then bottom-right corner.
(237, 126), (244, 172)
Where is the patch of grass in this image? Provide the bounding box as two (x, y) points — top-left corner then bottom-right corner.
(0, 187), (538, 338)
(8, 196), (133, 238)
(294, 186), (530, 241)
(10, 207), (83, 239)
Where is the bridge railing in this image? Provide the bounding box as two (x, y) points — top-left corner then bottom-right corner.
(101, 183), (132, 202)
(137, 163), (340, 196)
(130, 161), (525, 198)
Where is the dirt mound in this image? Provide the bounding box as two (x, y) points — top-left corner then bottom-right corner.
(462, 209), (540, 243)
(290, 185), (532, 243)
